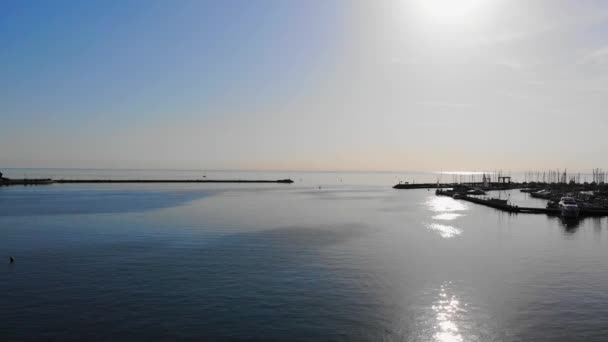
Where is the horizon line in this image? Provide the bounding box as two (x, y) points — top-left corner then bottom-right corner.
(2, 167), (607, 175)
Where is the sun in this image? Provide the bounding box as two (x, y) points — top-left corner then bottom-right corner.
(414, 0), (486, 24)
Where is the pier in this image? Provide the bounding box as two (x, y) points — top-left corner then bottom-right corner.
(435, 190), (608, 217)
(436, 191), (558, 214)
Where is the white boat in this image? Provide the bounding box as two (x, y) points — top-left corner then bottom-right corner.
(558, 197), (580, 218)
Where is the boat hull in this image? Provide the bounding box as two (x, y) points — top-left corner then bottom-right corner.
(560, 206), (580, 218)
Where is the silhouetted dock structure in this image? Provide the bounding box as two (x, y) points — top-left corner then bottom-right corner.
(435, 190), (608, 217)
(393, 183), (454, 189)
(436, 190), (557, 214)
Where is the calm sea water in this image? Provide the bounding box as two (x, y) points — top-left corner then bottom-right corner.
(1, 170), (608, 341)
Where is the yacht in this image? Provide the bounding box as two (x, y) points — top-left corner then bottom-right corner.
(558, 197), (580, 218)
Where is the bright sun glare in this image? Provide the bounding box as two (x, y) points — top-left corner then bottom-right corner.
(416, 0), (485, 23)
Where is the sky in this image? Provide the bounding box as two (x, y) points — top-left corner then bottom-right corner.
(2, 0), (608, 172)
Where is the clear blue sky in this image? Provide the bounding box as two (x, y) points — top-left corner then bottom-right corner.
(2, 1), (608, 171)
(1, 0), (345, 124)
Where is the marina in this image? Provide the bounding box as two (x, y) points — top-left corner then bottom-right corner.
(393, 169), (608, 218)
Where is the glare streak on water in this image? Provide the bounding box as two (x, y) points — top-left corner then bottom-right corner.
(426, 223), (463, 239)
(433, 284), (465, 342)
(425, 196), (468, 213)
(424, 196), (467, 238)
(433, 213), (464, 221)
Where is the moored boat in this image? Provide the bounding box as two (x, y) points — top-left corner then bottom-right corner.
(488, 198), (508, 205)
(530, 189), (553, 199)
(467, 188), (486, 195)
(558, 197), (580, 218)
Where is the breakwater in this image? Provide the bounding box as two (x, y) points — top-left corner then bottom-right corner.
(0, 178), (54, 186)
(393, 183), (455, 189)
(55, 179), (294, 184)
(393, 182), (523, 190)
(1, 178), (294, 186)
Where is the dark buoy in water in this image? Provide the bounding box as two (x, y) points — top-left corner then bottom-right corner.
(9, 256), (14, 264)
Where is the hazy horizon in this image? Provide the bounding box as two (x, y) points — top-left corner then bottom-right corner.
(2, 167), (606, 179)
(3, 0), (608, 170)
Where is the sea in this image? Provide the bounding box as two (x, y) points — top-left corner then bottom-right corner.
(1, 169), (608, 341)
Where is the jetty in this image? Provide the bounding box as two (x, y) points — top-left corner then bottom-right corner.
(0, 178), (54, 186)
(1, 178), (294, 186)
(393, 183), (456, 189)
(55, 179), (294, 184)
(435, 190), (608, 217)
(436, 190), (558, 214)
(394, 180), (522, 191)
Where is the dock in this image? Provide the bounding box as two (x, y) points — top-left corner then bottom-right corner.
(435, 190), (608, 217)
(446, 192), (559, 215)
(1, 178), (294, 186)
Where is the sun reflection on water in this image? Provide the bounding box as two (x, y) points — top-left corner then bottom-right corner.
(425, 197), (468, 213)
(426, 223), (462, 238)
(425, 196), (467, 238)
(432, 213), (463, 221)
(432, 284), (466, 342)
